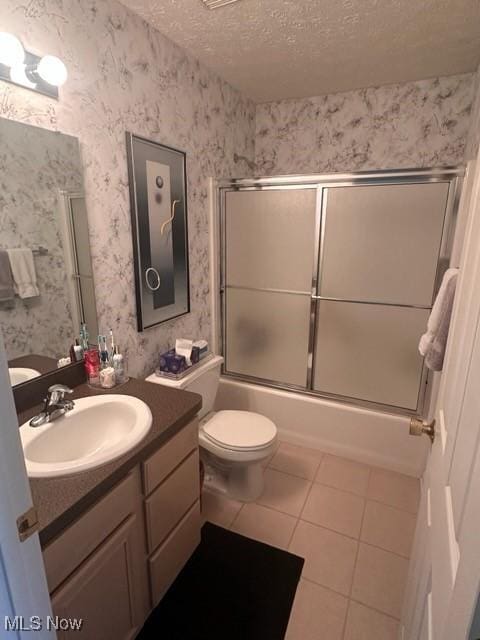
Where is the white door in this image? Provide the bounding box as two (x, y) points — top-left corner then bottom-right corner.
(0, 333), (55, 638)
(402, 154), (480, 640)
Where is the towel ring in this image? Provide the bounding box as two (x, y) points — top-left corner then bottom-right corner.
(145, 267), (161, 291)
(161, 199), (180, 235)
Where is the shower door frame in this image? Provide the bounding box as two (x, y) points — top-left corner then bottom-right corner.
(216, 167), (464, 417)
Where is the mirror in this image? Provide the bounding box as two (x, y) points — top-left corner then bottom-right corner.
(0, 117), (98, 387)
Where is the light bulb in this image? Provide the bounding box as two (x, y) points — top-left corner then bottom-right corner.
(37, 55), (67, 87)
(10, 63), (35, 88)
(0, 32), (25, 67)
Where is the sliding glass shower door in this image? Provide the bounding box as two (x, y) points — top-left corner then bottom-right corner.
(223, 188), (317, 387)
(220, 169), (462, 414)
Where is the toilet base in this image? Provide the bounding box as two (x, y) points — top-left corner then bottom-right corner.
(200, 449), (266, 502)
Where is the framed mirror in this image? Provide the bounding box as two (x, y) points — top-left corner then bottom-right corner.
(0, 117), (98, 388)
(126, 133), (190, 331)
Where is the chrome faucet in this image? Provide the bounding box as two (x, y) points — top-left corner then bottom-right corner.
(29, 384), (75, 427)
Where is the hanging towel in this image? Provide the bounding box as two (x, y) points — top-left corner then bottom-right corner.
(0, 249), (14, 304)
(6, 248), (40, 299)
(419, 268), (458, 371)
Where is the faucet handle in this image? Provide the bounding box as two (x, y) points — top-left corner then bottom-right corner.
(47, 384), (73, 404)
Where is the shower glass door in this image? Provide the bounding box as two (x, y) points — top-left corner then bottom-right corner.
(220, 169), (462, 414)
(223, 188), (318, 387)
(313, 182), (449, 410)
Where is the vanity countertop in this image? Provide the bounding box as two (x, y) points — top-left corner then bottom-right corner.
(17, 377), (202, 547)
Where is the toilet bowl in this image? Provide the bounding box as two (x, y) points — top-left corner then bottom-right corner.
(145, 355), (277, 501)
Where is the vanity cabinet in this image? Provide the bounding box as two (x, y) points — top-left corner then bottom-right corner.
(42, 418), (200, 638)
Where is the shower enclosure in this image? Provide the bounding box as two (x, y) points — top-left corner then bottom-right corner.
(217, 168), (463, 415)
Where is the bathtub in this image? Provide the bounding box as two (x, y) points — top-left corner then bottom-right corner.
(215, 377), (428, 478)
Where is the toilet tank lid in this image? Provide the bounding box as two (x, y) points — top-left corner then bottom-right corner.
(145, 354), (224, 388)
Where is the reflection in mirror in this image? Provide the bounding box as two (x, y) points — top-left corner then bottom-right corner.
(0, 118), (98, 387)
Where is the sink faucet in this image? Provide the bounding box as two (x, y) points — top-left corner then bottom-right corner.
(29, 384), (75, 427)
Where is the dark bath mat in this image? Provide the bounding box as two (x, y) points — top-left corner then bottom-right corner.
(137, 521), (304, 640)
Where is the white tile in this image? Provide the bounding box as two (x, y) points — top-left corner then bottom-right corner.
(315, 455), (371, 497)
(344, 601), (400, 640)
(351, 543), (409, 618)
(361, 500), (416, 557)
(289, 520), (358, 596)
(257, 468), (311, 517)
(302, 483), (365, 538)
(201, 490), (243, 528)
(269, 442), (323, 480)
(230, 502), (297, 549)
(368, 468), (420, 514)
(286, 579), (348, 640)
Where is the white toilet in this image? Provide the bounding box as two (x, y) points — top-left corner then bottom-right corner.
(145, 355), (277, 501)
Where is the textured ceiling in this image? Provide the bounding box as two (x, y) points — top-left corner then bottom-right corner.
(120, 0), (480, 102)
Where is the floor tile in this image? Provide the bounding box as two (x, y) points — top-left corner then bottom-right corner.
(289, 520), (358, 596)
(351, 543), (409, 618)
(201, 490), (243, 529)
(230, 503), (297, 550)
(302, 484), (365, 538)
(361, 500), (416, 557)
(368, 468), (420, 514)
(344, 601), (400, 640)
(269, 442), (323, 480)
(257, 468), (311, 517)
(315, 455), (371, 497)
(285, 579), (348, 640)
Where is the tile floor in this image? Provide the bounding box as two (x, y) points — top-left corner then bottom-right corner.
(201, 441), (420, 640)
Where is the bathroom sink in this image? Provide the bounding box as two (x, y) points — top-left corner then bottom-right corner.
(9, 367), (41, 386)
(20, 395), (152, 478)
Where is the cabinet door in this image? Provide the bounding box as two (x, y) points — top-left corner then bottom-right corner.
(51, 515), (147, 639)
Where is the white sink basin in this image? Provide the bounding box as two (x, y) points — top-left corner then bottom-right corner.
(20, 395), (152, 478)
(9, 367), (41, 386)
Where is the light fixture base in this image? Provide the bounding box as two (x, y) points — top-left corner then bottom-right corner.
(0, 49), (59, 99)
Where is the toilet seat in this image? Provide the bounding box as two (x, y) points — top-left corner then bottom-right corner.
(201, 410), (277, 452)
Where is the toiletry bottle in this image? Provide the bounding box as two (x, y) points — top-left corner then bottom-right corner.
(73, 338), (84, 362)
(112, 346), (126, 385)
(99, 335), (109, 369)
(84, 348), (100, 386)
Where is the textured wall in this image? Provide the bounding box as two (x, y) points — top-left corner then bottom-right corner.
(255, 74), (475, 175)
(0, 119), (82, 360)
(465, 64), (480, 160)
(1, 0), (255, 377)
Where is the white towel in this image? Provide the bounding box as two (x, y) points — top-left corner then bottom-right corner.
(419, 268), (458, 370)
(6, 248), (40, 299)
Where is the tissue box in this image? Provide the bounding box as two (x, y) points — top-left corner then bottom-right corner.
(159, 349), (187, 374)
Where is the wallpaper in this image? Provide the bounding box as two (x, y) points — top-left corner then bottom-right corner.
(0, 118), (81, 360)
(465, 63), (480, 160)
(1, 0), (256, 378)
(255, 74), (475, 175)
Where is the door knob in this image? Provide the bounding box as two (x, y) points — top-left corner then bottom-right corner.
(410, 417), (436, 444)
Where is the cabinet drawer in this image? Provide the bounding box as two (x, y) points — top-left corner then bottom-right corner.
(145, 449), (199, 553)
(149, 501), (201, 606)
(143, 419), (198, 495)
(44, 469), (142, 594)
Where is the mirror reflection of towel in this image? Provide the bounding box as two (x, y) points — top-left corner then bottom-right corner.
(0, 249), (14, 306)
(6, 248), (40, 299)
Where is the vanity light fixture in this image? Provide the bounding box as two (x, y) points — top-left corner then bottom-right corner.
(200, 0), (243, 9)
(0, 31), (67, 99)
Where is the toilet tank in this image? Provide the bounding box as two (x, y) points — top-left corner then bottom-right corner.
(145, 355), (223, 419)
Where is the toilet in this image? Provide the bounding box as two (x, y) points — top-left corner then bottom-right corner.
(145, 355), (277, 501)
